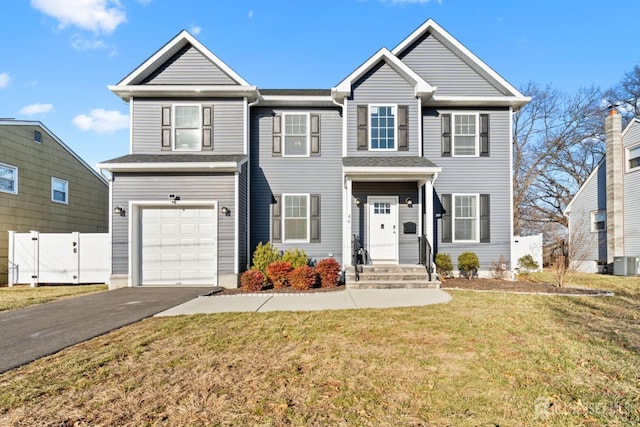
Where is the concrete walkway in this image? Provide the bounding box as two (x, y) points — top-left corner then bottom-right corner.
(156, 288), (452, 316)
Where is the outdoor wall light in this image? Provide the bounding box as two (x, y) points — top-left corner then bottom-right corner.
(168, 194), (180, 204)
(405, 198), (413, 208)
(221, 206), (231, 216)
(114, 206), (126, 216)
(355, 198), (362, 207)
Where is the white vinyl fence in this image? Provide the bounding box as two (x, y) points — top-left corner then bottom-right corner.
(512, 234), (543, 273)
(8, 231), (110, 287)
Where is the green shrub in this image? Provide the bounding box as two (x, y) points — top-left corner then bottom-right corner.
(240, 270), (265, 292)
(458, 252), (480, 279)
(252, 241), (280, 277)
(517, 254), (539, 273)
(435, 253), (453, 278)
(266, 261), (292, 289)
(289, 265), (317, 290)
(315, 258), (341, 288)
(281, 248), (309, 269)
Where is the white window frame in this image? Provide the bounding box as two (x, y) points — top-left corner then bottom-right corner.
(591, 210), (606, 232)
(282, 112), (310, 157)
(627, 144), (640, 172)
(282, 193), (310, 243)
(452, 112), (480, 157)
(173, 104), (202, 152)
(453, 193), (479, 242)
(369, 104), (398, 151)
(0, 162), (18, 195)
(34, 130), (42, 144)
(51, 177), (69, 204)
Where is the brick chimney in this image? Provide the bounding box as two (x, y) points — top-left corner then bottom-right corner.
(605, 109), (624, 263)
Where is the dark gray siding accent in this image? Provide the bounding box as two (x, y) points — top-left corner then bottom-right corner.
(398, 32), (509, 97)
(132, 98), (245, 155)
(623, 122), (640, 255)
(347, 62), (420, 157)
(239, 162), (248, 271)
(351, 182), (420, 264)
(142, 45), (238, 85)
(424, 108), (511, 270)
(250, 107), (343, 265)
(111, 172), (237, 276)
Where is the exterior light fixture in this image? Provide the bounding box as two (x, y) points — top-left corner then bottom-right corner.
(405, 198), (413, 208)
(221, 206), (231, 216)
(114, 206), (125, 216)
(355, 198), (362, 207)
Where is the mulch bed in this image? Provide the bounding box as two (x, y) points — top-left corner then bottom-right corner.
(216, 284), (346, 296)
(441, 277), (611, 295)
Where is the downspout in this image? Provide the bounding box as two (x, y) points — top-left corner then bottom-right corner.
(331, 94), (349, 268)
(245, 93), (262, 271)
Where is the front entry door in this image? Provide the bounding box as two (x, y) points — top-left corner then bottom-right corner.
(368, 196), (398, 263)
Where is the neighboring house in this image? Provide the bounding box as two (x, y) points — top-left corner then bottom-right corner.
(565, 111), (640, 273)
(0, 120), (109, 284)
(98, 19), (529, 288)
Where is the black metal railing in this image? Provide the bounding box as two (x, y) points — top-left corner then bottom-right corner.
(351, 234), (367, 282)
(418, 235), (432, 281)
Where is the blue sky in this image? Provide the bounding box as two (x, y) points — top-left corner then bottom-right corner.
(1, 0), (639, 170)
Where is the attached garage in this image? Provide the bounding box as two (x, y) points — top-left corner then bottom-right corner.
(139, 206), (217, 285)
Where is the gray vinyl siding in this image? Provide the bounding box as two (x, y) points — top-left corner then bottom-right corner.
(623, 121), (640, 255)
(111, 172), (236, 276)
(397, 32), (509, 97)
(351, 182), (420, 264)
(250, 107), (343, 265)
(131, 98), (245, 155)
(142, 45), (238, 85)
(424, 108), (512, 270)
(239, 162), (248, 271)
(568, 163), (607, 264)
(347, 61), (420, 156)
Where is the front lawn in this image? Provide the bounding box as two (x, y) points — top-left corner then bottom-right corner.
(0, 284), (107, 312)
(0, 274), (638, 425)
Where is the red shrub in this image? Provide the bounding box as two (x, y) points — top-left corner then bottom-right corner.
(315, 258), (341, 288)
(266, 261), (292, 289)
(240, 269), (265, 292)
(289, 265), (317, 290)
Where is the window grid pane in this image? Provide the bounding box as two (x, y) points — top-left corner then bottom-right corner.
(174, 106), (201, 151)
(629, 145), (640, 169)
(284, 195), (308, 240)
(371, 106), (395, 150)
(453, 114), (477, 156)
(0, 166), (16, 192)
(284, 114), (308, 156)
(52, 179), (68, 203)
(454, 195), (477, 241)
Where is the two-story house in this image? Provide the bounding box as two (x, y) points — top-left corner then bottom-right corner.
(98, 19), (529, 289)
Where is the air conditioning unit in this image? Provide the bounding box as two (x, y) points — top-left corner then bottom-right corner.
(613, 256), (640, 276)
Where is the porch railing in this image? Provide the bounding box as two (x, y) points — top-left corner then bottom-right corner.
(351, 234), (367, 282)
(418, 235), (432, 281)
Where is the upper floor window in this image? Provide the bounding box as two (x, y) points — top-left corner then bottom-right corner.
(51, 177), (68, 204)
(174, 105), (201, 151)
(34, 130), (42, 144)
(628, 145), (640, 172)
(454, 194), (479, 242)
(370, 105), (396, 150)
(591, 210), (606, 232)
(453, 114), (478, 156)
(0, 163), (18, 195)
(284, 113), (309, 157)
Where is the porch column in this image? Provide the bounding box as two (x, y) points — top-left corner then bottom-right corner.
(343, 176), (353, 267)
(425, 178), (435, 259)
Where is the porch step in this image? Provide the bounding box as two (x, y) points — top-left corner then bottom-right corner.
(345, 264), (440, 289)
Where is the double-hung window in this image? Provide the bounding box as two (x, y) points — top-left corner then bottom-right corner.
(283, 194), (309, 242)
(51, 177), (68, 204)
(453, 114), (478, 156)
(370, 105), (396, 150)
(454, 194), (479, 242)
(0, 163), (17, 194)
(174, 105), (201, 151)
(628, 145), (640, 171)
(284, 113), (309, 156)
(591, 210), (606, 232)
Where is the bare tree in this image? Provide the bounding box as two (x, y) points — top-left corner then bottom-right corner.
(604, 65), (640, 123)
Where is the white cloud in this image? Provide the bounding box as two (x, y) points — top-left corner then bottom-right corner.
(71, 34), (108, 51)
(31, 0), (126, 34)
(0, 73), (9, 89)
(248, 10), (254, 19)
(19, 103), (53, 115)
(72, 109), (129, 133)
(190, 25), (202, 35)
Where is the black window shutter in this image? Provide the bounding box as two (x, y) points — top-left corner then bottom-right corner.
(480, 114), (489, 157)
(202, 105), (214, 151)
(441, 193), (452, 243)
(398, 105), (408, 151)
(272, 114), (282, 157)
(441, 114), (451, 157)
(357, 105), (368, 150)
(272, 195), (282, 242)
(310, 194), (321, 242)
(480, 194), (490, 243)
(310, 114), (320, 156)
(161, 105), (172, 151)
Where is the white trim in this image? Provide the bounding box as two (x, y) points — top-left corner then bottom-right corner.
(425, 95), (530, 109)
(33, 130), (42, 144)
(343, 176), (352, 267)
(0, 162), (18, 195)
(621, 116), (640, 138)
(509, 106), (514, 245)
(109, 85), (258, 102)
(452, 193), (480, 243)
(417, 99), (423, 158)
(564, 159), (604, 215)
(96, 161), (243, 173)
(451, 112), (480, 157)
(172, 104), (202, 152)
(368, 104), (398, 151)
(391, 19), (527, 99)
(590, 209), (607, 233)
(259, 94), (334, 107)
(282, 193), (310, 243)
(234, 172), (239, 275)
(51, 177), (69, 204)
(342, 98), (349, 158)
(282, 112), (311, 157)
(626, 143), (640, 173)
(367, 196), (399, 264)
(129, 98), (134, 154)
(343, 165), (442, 187)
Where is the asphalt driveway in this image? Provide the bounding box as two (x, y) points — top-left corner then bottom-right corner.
(0, 286), (211, 374)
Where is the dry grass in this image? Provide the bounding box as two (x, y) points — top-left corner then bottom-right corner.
(0, 274), (639, 425)
(0, 284), (107, 312)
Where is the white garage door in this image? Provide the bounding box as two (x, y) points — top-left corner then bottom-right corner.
(141, 207), (217, 285)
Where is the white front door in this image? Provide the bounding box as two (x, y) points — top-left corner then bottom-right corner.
(368, 196), (398, 263)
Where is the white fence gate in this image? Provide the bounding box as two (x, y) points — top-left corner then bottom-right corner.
(8, 231), (110, 287)
(512, 234), (543, 273)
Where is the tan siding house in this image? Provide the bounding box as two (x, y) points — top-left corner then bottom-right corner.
(0, 120), (109, 284)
